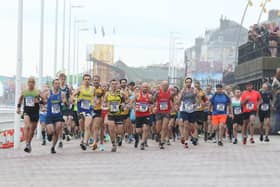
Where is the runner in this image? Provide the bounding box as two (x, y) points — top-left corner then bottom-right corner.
(225, 85), (234, 142)
(45, 79), (66, 154)
(259, 83), (272, 142)
(194, 81), (207, 145)
(178, 77), (197, 149)
(232, 88), (243, 144)
(133, 82), (153, 150)
(16, 76), (43, 153)
(59, 73), (72, 148)
(103, 79), (125, 152)
(91, 75), (105, 151)
(205, 84), (214, 141)
(240, 82), (261, 144)
(72, 74), (94, 151)
(168, 86), (179, 143)
(119, 78), (132, 145)
(209, 84), (232, 146)
(39, 83), (50, 146)
(154, 81), (173, 149)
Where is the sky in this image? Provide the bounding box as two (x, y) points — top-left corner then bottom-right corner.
(0, 0), (279, 77)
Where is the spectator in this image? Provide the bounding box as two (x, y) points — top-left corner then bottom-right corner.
(272, 68), (280, 134)
(269, 22), (279, 57)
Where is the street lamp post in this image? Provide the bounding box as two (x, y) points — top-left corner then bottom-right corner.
(67, 3), (84, 85)
(76, 28), (89, 86)
(14, 0), (23, 149)
(37, 0), (45, 140)
(235, 0), (253, 68)
(61, 0), (66, 72)
(53, 0), (58, 77)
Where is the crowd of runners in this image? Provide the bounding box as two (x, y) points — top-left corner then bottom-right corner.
(16, 73), (279, 154)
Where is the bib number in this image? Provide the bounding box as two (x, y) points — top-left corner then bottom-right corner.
(216, 104), (225, 112)
(25, 96), (35, 107)
(247, 103), (254, 110)
(234, 107), (242, 115)
(159, 102), (168, 111)
(261, 104), (269, 111)
(81, 100), (90, 110)
(139, 103), (149, 112)
(184, 102), (194, 113)
(51, 104), (61, 114)
(110, 102), (119, 113)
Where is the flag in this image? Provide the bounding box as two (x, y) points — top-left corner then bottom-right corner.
(267, 0), (271, 2)
(101, 26), (105, 37)
(113, 27), (116, 35)
(248, 0), (253, 7)
(263, 7), (267, 13)
(94, 25), (97, 34)
(277, 10), (280, 16)
(260, 2), (264, 7)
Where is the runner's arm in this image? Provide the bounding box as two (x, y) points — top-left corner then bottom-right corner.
(16, 91), (24, 114)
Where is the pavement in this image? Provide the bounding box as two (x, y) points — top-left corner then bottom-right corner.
(1, 136), (280, 187)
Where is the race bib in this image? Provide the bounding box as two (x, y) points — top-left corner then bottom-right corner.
(110, 102), (119, 113)
(25, 96), (35, 107)
(261, 104), (269, 111)
(234, 107), (242, 115)
(247, 103), (254, 110)
(184, 102), (194, 113)
(216, 104), (225, 112)
(159, 102), (168, 111)
(139, 103), (149, 112)
(51, 103), (61, 114)
(81, 100), (90, 110)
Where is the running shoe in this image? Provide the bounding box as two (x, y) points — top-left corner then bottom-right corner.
(105, 134), (111, 142)
(99, 144), (105, 152)
(91, 143), (98, 151)
(159, 142), (165, 149)
(111, 144), (117, 152)
(144, 140), (148, 147)
(88, 138), (94, 145)
(260, 134), (263, 142)
(264, 136), (270, 142)
(233, 139), (238, 144)
(58, 141), (63, 148)
(218, 141), (223, 146)
(184, 142), (189, 149)
(80, 143), (87, 151)
(51, 147), (56, 154)
(180, 138), (185, 145)
(250, 138), (255, 144)
(243, 137), (247, 145)
(42, 140), (46, 146)
(166, 139), (171, 146)
(24, 144), (31, 153)
(47, 134), (53, 142)
(140, 143), (145, 150)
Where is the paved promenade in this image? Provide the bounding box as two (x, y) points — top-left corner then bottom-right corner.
(1, 136), (280, 187)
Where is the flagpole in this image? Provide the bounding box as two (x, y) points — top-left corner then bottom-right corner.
(54, 0), (58, 77)
(61, 0), (66, 72)
(257, 0), (268, 24)
(36, 0), (44, 140)
(14, 0), (23, 149)
(234, 0), (251, 68)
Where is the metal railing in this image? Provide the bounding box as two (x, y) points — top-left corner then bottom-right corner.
(238, 37), (280, 64)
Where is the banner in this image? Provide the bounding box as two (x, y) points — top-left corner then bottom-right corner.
(93, 44), (114, 64)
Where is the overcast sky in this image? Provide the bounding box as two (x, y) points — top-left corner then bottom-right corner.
(0, 0), (279, 77)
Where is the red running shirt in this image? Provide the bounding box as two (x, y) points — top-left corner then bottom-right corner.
(156, 89), (172, 114)
(241, 90), (261, 113)
(135, 91), (151, 117)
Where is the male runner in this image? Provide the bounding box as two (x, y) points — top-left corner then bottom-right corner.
(240, 82), (261, 144)
(45, 79), (66, 154)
